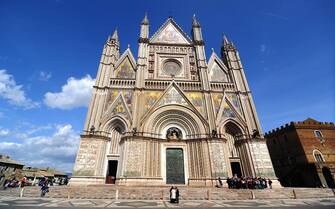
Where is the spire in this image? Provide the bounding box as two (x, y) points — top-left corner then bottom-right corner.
(192, 14), (201, 28)
(221, 33), (235, 51)
(222, 33), (230, 46)
(107, 28), (119, 44)
(112, 28), (118, 40)
(139, 13), (149, 40)
(141, 12), (149, 25)
(192, 14), (203, 44)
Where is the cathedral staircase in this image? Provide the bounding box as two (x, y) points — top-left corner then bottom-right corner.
(1, 186), (334, 200)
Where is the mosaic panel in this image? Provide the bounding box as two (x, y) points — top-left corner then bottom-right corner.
(106, 90), (119, 106)
(159, 87), (188, 106)
(223, 101), (236, 118)
(114, 57), (135, 79)
(209, 62), (228, 82)
(111, 99), (128, 116)
(144, 91), (162, 114)
(227, 94), (242, 113)
(212, 93), (224, 116)
(153, 23), (189, 44)
(122, 91), (133, 114)
(106, 90), (133, 114)
(185, 92), (206, 116)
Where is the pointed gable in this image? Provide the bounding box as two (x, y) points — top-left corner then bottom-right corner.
(208, 52), (229, 82)
(141, 82), (206, 122)
(159, 86), (189, 106)
(150, 18), (192, 44)
(215, 94), (246, 127)
(114, 48), (136, 79)
(106, 93), (132, 120)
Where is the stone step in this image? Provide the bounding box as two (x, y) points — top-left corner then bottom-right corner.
(1, 186), (334, 200)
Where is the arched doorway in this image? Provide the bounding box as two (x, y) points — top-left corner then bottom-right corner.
(322, 167), (335, 188)
(223, 121), (244, 177)
(104, 118), (127, 184)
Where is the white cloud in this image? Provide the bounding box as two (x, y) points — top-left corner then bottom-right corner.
(0, 127), (9, 136)
(0, 69), (40, 109)
(0, 124), (80, 172)
(44, 75), (95, 110)
(39, 71), (52, 81)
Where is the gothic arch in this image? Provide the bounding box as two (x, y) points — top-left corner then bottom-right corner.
(218, 119), (246, 136)
(141, 105), (207, 139)
(218, 119), (246, 158)
(100, 115), (129, 134)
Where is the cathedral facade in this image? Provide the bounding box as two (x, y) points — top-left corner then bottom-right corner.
(70, 15), (278, 186)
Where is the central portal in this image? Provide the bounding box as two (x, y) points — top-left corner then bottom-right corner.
(166, 148), (185, 184)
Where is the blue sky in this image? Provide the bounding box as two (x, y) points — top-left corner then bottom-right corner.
(0, 0), (334, 172)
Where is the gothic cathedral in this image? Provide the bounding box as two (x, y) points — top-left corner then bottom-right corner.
(71, 15), (278, 186)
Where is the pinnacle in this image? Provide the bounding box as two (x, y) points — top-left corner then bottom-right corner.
(141, 12), (149, 25)
(192, 14), (201, 28)
(112, 28), (118, 40)
(222, 33), (230, 45)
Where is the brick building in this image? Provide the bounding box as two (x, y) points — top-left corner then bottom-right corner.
(265, 118), (335, 188)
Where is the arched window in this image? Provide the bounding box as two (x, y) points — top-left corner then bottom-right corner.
(314, 130), (323, 138)
(313, 149), (325, 163)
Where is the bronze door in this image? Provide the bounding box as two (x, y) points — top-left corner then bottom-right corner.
(166, 148), (185, 184)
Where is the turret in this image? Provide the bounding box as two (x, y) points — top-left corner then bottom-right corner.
(220, 34), (235, 66)
(192, 15), (216, 132)
(139, 13), (149, 42)
(191, 14), (203, 45)
(220, 33), (263, 135)
(96, 28), (120, 87)
(132, 13), (150, 129)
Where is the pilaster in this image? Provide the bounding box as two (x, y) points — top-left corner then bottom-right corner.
(192, 16), (216, 133)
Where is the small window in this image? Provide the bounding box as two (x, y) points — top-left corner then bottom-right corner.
(314, 130), (323, 138)
(313, 149), (325, 163)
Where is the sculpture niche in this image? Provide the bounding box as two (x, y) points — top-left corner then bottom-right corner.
(166, 127), (183, 140)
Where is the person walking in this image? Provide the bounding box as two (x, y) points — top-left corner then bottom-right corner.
(40, 177), (49, 197)
(19, 176), (28, 197)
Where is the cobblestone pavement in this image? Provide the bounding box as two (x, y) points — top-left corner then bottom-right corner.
(0, 196), (335, 208)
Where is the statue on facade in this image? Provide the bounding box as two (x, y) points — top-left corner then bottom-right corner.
(211, 130), (218, 138)
(89, 125), (95, 134)
(252, 129), (260, 138)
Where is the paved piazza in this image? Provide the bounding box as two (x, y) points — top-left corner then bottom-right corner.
(0, 196), (335, 208)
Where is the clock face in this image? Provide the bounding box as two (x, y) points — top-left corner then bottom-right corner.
(163, 60), (181, 76)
